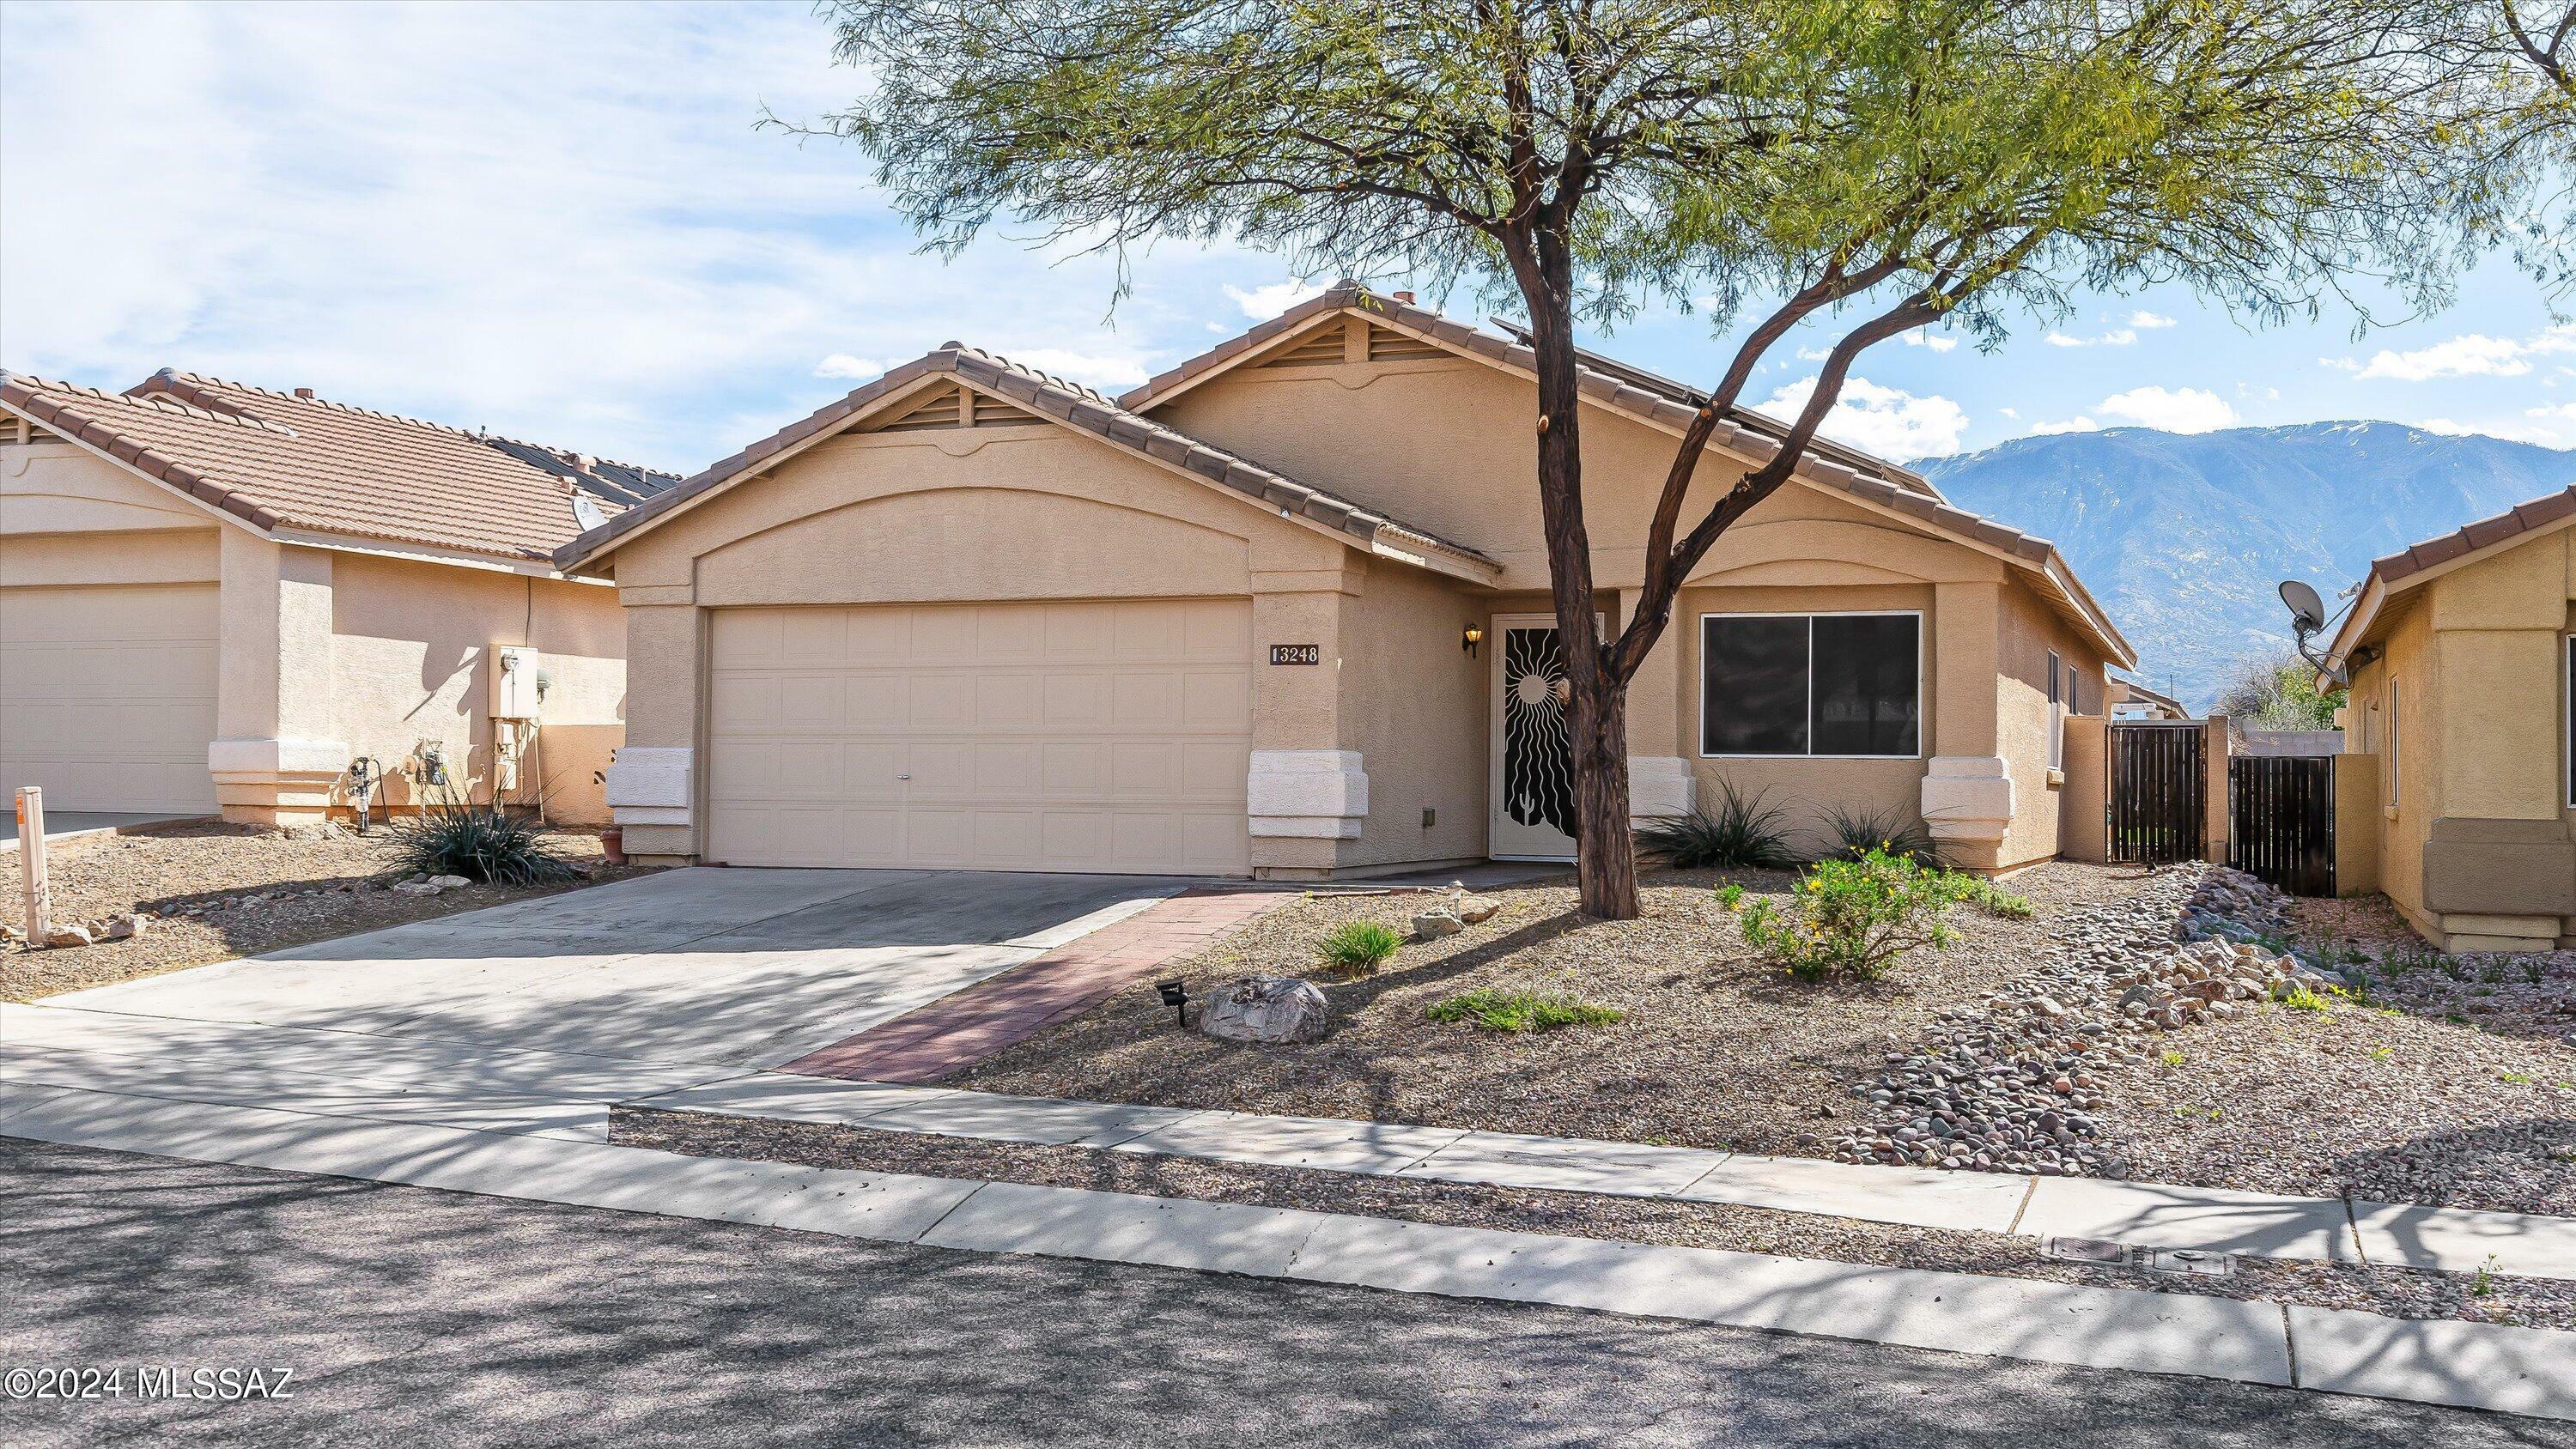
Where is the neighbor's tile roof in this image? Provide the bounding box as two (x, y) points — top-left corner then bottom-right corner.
(0, 368), (680, 566)
(2370, 484), (2576, 585)
(558, 343), (1499, 579)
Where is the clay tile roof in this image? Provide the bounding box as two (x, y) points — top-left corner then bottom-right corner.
(560, 344), (1499, 579)
(2370, 484), (2576, 585)
(0, 368), (680, 566)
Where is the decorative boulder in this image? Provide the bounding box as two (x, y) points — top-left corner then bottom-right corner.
(1195, 976), (1331, 1045)
(41, 925), (94, 949)
(100, 913), (147, 941)
(1453, 894), (1502, 925)
(1410, 908), (1465, 941)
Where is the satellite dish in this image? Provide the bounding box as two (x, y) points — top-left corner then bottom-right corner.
(570, 494), (608, 533)
(2278, 579), (2327, 636)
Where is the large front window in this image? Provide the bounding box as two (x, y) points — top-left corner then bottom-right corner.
(1700, 612), (1921, 758)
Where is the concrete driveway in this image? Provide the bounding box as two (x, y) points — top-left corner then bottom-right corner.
(2, 868), (1190, 1139)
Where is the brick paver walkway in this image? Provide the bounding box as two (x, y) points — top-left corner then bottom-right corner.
(777, 890), (1286, 1083)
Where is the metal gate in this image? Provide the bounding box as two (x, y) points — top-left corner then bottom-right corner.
(2228, 755), (2336, 895)
(2110, 722), (2207, 864)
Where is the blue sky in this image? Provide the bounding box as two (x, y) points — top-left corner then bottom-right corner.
(3, 0), (2569, 471)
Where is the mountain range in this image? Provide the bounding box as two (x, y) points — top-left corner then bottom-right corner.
(1916, 422), (2576, 708)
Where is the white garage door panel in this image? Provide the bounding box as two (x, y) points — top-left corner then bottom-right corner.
(708, 600), (1253, 873)
(0, 582), (219, 813)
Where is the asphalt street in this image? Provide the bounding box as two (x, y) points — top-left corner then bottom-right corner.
(3, 1137), (2561, 1448)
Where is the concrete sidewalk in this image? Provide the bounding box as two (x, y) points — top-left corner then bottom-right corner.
(4, 1080), (2567, 1422)
(627, 1073), (2576, 1283)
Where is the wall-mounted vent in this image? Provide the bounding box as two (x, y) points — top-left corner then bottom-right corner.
(1261, 324), (1348, 369)
(1365, 324), (1444, 362)
(969, 391), (1042, 427)
(6, 417), (65, 445)
(877, 385), (965, 432)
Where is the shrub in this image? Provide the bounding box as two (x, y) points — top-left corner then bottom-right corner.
(1317, 920), (1404, 977)
(1736, 849), (1983, 981)
(1636, 780), (1795, 870)
(1818, 805), (1942, 868)
(1427, 989), (1623, 1034)
(389, 792), (580, 887)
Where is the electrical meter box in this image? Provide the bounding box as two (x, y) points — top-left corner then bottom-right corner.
(491, 646), (542, 718)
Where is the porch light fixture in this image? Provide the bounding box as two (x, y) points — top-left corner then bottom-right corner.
(1155, 979), (1190, 1025)
(1461, 623), (1484, 657)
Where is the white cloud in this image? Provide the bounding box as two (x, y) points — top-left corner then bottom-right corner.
(1756, 375), (1970, 460)
(984, 347), (1151, 389)
(1996, 406), (2019, 420)
(2127, 311), (2178, 330)
(1794, 344), (1833, 361)
(2094, 385), (2236, 433)
(1222, 280), (1324, 319)
(2418, 415), (2564, 445)
(814, 355), (884, 380)
(1900, 330), (1959, 353)
(2045, 327), (2137, 348)
(2334, 323), (2576, 383)
(2029, 415), (2099, 436)
(0, 3), (1280, 468)
(2529, 402), (2576, 421)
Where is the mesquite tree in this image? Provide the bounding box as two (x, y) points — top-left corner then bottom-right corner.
(796, 0), (2487, 918)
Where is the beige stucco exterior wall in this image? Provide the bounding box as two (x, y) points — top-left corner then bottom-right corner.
(1334, 557), (1490, 870)
(3, 434), (629, 828)
(328, 554), (625, 824)
(2342, 522), (2576, 949)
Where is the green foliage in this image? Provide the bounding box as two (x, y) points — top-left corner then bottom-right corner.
(1736, 849), (1983, 981)
(1818, 805), (1942, 867)
(1317, 920), (1404, 977)
(2280, 984), (2332, 1013)
(2215, 651), (2347, 731)
(1637, 781), (1796, 870)
(1427, 989), (1624, 1034)
(1715, 882), (1747, 911)
(1963, 877), (2034, 919)
(389, 793), (579, 888)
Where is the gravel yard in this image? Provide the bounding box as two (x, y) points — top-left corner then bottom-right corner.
(3, 819), (647, 1000)
(613, 1106), (2576, 1332)
(958, 861), (2576, 1215)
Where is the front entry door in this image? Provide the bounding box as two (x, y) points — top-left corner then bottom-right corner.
(1490, 613), (1589, 860)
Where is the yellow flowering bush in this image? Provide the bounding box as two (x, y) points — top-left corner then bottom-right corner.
(1733, 849), (1984, 981)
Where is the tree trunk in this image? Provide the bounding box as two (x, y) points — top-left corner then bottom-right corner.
(1517, 236), (1641, 919)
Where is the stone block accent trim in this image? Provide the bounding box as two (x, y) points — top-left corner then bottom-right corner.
(605, 746), (693, 828)
(1628, 756), (1697, 822)
(1921, 755), (2014, 843)
(1248, 749), (1368, 840)
(2421, 816), (2576, 916)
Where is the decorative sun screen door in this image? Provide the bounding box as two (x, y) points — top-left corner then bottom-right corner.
(1490, 613), (1598, 861)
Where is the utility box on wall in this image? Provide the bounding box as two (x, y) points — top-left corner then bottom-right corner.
(490, 646), (542, 719)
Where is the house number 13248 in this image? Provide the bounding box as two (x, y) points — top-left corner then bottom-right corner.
(1269, 644), (1321, 665)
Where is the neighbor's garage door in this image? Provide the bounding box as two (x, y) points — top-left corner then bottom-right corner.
(706, 600), (1253, 873)
(0, 583), (220, 814)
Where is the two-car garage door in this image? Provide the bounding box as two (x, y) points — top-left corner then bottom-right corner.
(705, 599), (1253, 874)
(0, 583), (220, 814)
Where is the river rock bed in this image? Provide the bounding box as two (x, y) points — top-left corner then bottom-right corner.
(1818, 865), (2336, 1178)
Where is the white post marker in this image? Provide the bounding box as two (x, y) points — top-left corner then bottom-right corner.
(15, 785), (49, 943)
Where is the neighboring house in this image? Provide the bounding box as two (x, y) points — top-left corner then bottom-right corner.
(562, 287), (2134, 880)
(2324, 483), (2576, 950)
(1, 369), (677, 826)
(2109, 676), (2190, 720)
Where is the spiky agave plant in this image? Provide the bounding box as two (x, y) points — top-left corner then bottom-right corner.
(389, 790), (580, 887)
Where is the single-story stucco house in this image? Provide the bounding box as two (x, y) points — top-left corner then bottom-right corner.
(561, 286), (2135, 880)
(2324, 482), (2576, 950)
(1, 369), (677, 826)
